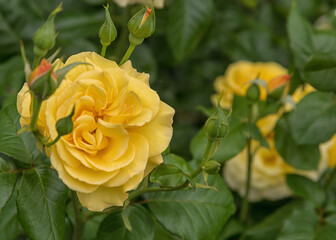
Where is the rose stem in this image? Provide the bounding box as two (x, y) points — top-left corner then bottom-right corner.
(72, 191), (85, 240)
(119, 43), (136, 65)
(239, 136), (252, 223)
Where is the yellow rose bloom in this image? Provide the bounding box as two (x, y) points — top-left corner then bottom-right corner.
(224, 139), (328, 201)
(17, 52), (174, 211)
(113, 0), (164, 8)
(212, 61), (288, 109)
(223, 83), (328, 201)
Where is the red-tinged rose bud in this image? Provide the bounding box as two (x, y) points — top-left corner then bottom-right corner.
(268, 74), (290, 92)
(140, 8), (152, 27)
(268, 74), (291, 100)
(128, 7), (155, 45)
(28, 59), (58, 100)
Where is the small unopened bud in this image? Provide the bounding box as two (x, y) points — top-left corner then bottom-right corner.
(99, 4), (117, 47)
(33, 3), (62, 58)
(205, 103), (229, 141)
(246, 83), (260, 101)
(56, 107), (75, 136)
(28, 59), (58, 100)
(268, 74), (290, 100)
(128, 7), (155, 45)
(202, 160), (221, 175)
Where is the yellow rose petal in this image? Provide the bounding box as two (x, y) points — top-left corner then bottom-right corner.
(103, 133), (149, 187)
(144, 154), (163, 176)
(131, 101), (174, 157)
(77, 186), (128, 212)
(121, 60), (150, 85)
(50, 149), (98, 193)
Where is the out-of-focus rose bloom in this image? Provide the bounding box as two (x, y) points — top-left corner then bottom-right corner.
(224, 139), (328, 202)
(320, 135), (336, 168)
(17, 52), (174, 211)
(113, 0), (164, 8)
(212, 61), (288, 109)
(223, 83), (329, 201)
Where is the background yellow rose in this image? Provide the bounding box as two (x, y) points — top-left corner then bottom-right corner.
(17, 52), (174, 211)
(212, 61), (288, 109)
(222, 82), (329, 201)
(224, 138), (328, 201)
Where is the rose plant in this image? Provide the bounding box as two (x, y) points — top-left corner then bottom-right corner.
(0, 1), (336, 240)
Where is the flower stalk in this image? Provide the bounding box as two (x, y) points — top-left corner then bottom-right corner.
(239, 136), (252, 223)
(30, 95), (42, 132)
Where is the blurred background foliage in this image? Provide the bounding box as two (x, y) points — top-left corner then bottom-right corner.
(0, 0), (336, 158)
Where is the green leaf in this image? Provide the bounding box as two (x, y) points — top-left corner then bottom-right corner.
(219, 219), (243, 240)
(154, 220), (182, 240)
(245, 122), (269, 148)
(277, 202), (318, 240)
(147, 175), (235, 240)
(0, 158), (16, 212)
(303, 52), (336, 92)
(0, 181), (23, 240)
(287, 4), (314, 69)
(0, 104), (41, 165)
(0, 56), (24, 105)
(291, 91), (336, 145)
(164, 154), (194, 174)
(55, 62), (89, 83)
(150, 154), (194, 187)
(16, 165), (68, 240)
(287, 5), (336, 92)
(97, 204), (154, 240)
(245, 201), (301, 240)
(314, 221), (336, 240)
(190, 122), (246, 164)
(275, 113), (320, 170)
(167, 0), (214, 61)
(286, 174), (325, 207)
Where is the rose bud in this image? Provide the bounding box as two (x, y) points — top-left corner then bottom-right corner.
(99, 4), (117, 48)
(202, 160), (222, 175)
(128, 7), (155, 45)
(268, 74), (291, 100)
(33, 3), (62, 59)
(246, 83), (260, 101)
(28, 59), (58, 100)
(205, 103), (229, 141)
(56, 107), (75, 137)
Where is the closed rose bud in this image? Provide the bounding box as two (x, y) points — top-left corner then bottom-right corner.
(268, 74), (291, 100)
(33, 3), (62, 58)
(99, 4), (117, 47)
(202, 160), (221, 175)
(28, 59), (58, 100)
(56, 107), (75, 136)
(128, 7), (155, 45)
(205, 104), (229, 141)
(246, 83), (260, 101)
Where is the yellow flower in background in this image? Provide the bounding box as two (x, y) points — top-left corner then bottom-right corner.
(222, 78), (330, 201)
(224, 138), (328, 201)
(212, 61), (288, 109)
(113, 0), (164, 8)
(17, 52), (174, 211)
(321, 135), (336, 168)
